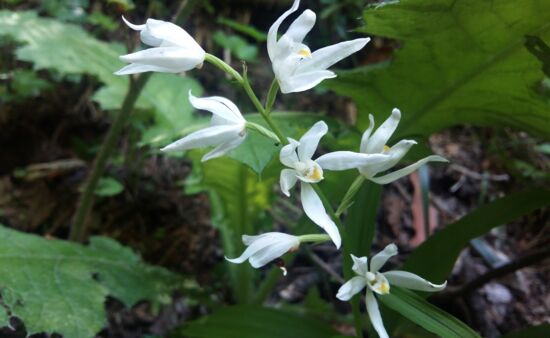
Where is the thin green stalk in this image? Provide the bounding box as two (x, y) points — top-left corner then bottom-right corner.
(298, 234), (331, 243)
(204, 53), (244, 84)
(265, 79), (279, 115)
(70, 73), (151, 242)
(336, 175), (366, 217)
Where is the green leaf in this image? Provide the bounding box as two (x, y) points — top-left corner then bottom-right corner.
(501, 324), (550, 338)
(403, 189), (550, 282)
(94, 177), (124, 196)
(185, 155), (276, 303)
(230, 112), (339, 175)
(217, 17), (267, 42)
(0, 225), (181, 338)
(379, 287), (481, 338)
(177, 305), (337, 338)
(213, 31), (258, 61)
(325, 0), (550, 139)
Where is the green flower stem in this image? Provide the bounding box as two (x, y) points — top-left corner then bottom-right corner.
(298, 234), (331, 243)
(311, 183), (364, 338)
(246, 121), (280, 143)
(265, 79), (279, 115)
(336, 175), (366, 217)
(69, 73), (151, 242)
(204, 53), (244, 84)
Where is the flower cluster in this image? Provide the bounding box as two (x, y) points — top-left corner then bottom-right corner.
(116, 1), (448, 336)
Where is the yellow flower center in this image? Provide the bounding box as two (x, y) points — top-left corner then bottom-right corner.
(383, 145), (391, 153)
(306, 166), (322, 181)
(297, 48), (312, 58)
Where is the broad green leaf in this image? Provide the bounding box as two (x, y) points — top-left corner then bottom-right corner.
(403, 189), (550, 282)
(230, 112), (340, 175)
(501, 324), (550, 338)
(185, 155), (276, 303)
(177, 305), (337, 338)
(213, 31), (258, 61)
(94, 177), (124, 196)
(379, 287), (481, 338)
(0, 10), (203, 147)
(325, 0), (550, 139)
(217, 17), (267, 42)
(0, 225), (181, 338)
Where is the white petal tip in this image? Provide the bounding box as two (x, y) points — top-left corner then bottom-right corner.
(385, 243), (398, 254)
(391, 108), (401, 118)
(121, 16), (144, 31)
(302, 9), (316, 21)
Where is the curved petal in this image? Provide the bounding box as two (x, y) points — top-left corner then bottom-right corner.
(201, 134), (245, 162)
(122, 16), (145, 31)
(284, 9), (316, 44)
(249, 238), (298, 268)
(267, 0), (301, 60)
(365, 108), (401, 154)
(279, 70), (336, 94)
(225, 234), (280, 265)
(370, 243), (398, 273)
(298, 121), (328, 161)
(351, 254), (369, 276)
(366, 290), (389, 338)
(189, 93), (244, 123)
(360, 114), (375, 153)
(369, 155), (449, 185)
(143, 18), (201, 50)
(119, 47), (204, 71)
(316, 151), (389, 171)
(360, 139), (416, 177)
(160, 125), (241, 152)
(114, 63), (178, 75)
(299, 38), (370, 73)
(383, 271), (447, 292)
(280, 169), (299, 197)
(336, 276), (367, 301)
(280, 139), (300, 167)
(300, 183), (341, 248)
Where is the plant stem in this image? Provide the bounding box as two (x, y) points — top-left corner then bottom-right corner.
(265, 79), (279, 115)
(298, 234), (331, 243)
(204, 53), (244, 84)
(69, 73), (151, 242)
(336, 175), (366, 217)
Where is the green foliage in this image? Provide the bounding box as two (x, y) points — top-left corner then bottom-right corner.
(217, 17), (267, 42)
(0, 225), (181, 338)
(94, 177), (124, 196)
(177, 305), (337, 338)
(185, 155), (276, 302)
(379, 287), (481, 338)
(403, 189), (550, 282)
(2, 69), (52, 102)
(213, 31), (258, 61)
(325, 0), (550, 139)
(501, 324), (550, 338)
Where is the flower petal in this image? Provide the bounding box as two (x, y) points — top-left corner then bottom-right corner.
(359, 139), (416, 177)
(365, 108), (401, 154)
(351, 254), (369, 276)
(160, 125), (241, 152)
(284, 9), (316, 44)
(267, 0), (301, 60)
(279, 70), (336, 94)
(369, 155), (449, 185)
(316, 151), (389, 171)
(336, 276), (367, 301)
(360, 114), (375, 153)
(249, 238), (297, 268)
(299, 38), (370, 73)
(189, 93), (244, 124)
(119, 47), (204, 71)
(226, 232), (299, 268)
(280, 169), (299, 197)
(366, 290), (389, 338)
(280, 138), (300, 167)
(370, 243), (398, 272)
(225, 234), (278, 265)
(114, 63), (177, 75)
(300, 183), (341, 248)
(143, 18), (202, 50)
(383, 271), (447, 292)
(201, 135), (245, 162)
(122, 16), (145, 31)
(298, 121), (328, 161)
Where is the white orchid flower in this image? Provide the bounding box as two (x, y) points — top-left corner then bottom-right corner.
(337, 244), (447, 338)
(267, 0), (370, 94)
(161, 92), (246, 161)
(280, 121), (356, 249)
(317, 108), (448, 184)
(115, 17), (205, 75)
(225, 232), (300, 268)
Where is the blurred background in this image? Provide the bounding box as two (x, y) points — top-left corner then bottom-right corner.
(0, 0), (549, 337)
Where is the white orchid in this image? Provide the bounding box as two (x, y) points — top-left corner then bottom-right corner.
(267, 0), (370, 94)
(337, 244), (447, 338)
(161, 92), (246, 161)
(280, 121), (372, 249)
(115, 17), (205, 75)
(317, 108), (448, 184)
(225, 232), (300, 268)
